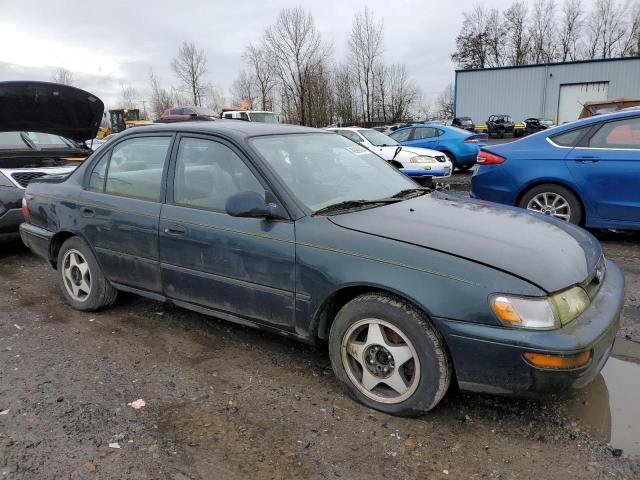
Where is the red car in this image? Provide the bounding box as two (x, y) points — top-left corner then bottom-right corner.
(159, 106), (217, 123)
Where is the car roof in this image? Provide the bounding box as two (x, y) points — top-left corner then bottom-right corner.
(330, 126), (368, 131)
(117, 120), (322, 141)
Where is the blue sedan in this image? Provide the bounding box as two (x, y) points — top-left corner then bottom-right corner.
(471, 110), (640, 229)
(389, 123), (487, 171)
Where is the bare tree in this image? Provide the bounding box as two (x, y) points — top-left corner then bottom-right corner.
(149, 69), (175, 119)
(51, 67), (75, 86)
(559, 0), (584, 61)
(243, 44), (276, 111)
(620, 0), (640, 55)
(436, 83), (455, 119)
(530, 0), (559, 63)
(385, 64), (419, 123)
(332, 64), (359, 125)
(171, 41), (207, 106)
(264, 7), (331, 126)
(585, 0), (630, 58)
(348, 7), (384, 123)
(485, 9), (506, 67)
(451, 5), (490, 69)
(503, 1), (530, 65)
(120, 83), (138, 109)
(201, 83), (225, 113)
(230, 70), (258, 108)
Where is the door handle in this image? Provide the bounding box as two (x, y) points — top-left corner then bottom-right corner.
(81, 207), (95, 217)
(574, 156), (600, 163)
(164, 224), (187, 236)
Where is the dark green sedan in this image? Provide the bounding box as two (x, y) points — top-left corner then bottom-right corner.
(19, 99), (623, 415)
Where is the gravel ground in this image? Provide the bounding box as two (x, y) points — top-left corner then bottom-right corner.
(1, 176), (639, 479)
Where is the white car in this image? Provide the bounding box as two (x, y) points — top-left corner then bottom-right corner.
(327, 127), (452, 181)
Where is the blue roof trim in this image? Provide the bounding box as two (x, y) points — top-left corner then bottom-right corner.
(455, 56), (640, 74)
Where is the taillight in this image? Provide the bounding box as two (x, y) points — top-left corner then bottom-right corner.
(21, 197), (30, 221)
(464, 134), (487, 144)
(477, 150), (505, 165)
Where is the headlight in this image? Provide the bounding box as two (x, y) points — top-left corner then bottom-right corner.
(490, 286), (590, 330)
(409, 155), (436, 163)
(549, 286), (590, 325)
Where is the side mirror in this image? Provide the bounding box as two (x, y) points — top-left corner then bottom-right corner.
(225, 191), (285, 219)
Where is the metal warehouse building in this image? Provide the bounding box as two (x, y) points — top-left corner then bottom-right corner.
(454, 56), (640, 125)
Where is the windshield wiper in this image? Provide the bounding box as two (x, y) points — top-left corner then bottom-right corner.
(19, 132), (37, 150)
(391, 187), (431, 199)
(313, 198), (402, 215)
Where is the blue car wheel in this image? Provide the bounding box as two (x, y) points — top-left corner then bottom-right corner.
(518, 184), (583, 225)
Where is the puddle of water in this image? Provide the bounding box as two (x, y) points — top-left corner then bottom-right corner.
(565, 340), (640, 458)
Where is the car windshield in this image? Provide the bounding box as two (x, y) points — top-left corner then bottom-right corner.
(0, 131), (78, 150)
(249, 112), (279, 123)
(359, 129), (398, 146)
(251, 133), (416, 212)
(460, 118), (472, 125)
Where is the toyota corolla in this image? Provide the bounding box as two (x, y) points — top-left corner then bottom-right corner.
(20, 119), (623, 416)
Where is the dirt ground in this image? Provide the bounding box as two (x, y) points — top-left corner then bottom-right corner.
(2, 176), (640, 479)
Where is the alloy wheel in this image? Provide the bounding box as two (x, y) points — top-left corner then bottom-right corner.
(62, 249), (92, 302)
(526, 192), (571, 221)
(341, 318), (420, 404)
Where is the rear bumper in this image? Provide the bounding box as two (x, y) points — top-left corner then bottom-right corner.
(433, 259), (624, 396)
(19, 222), (53, 262)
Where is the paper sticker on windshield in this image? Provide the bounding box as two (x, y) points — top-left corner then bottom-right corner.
(346, 146), (368, 155)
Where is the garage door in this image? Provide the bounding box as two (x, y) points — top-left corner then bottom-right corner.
(558, 82), (609, 124)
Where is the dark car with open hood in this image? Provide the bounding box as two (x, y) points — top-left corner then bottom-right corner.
(0, 81), (103, 240)
(19, 120), (623, 416)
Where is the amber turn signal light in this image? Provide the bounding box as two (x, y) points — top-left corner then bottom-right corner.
(523, 351), (591, 369)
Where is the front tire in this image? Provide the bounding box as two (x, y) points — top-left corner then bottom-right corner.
(329, 293), (451, 416)
(519, 184), (583, 225)
(57, 236), (118, 311)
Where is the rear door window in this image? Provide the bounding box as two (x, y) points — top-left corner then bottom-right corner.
(588, 117), (640, 149)
(104, 137), (171, 201)
(550, 127), (590, 147)
(413, 127), (437, 140)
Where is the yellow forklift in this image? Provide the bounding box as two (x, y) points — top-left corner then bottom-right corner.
(97, 108), (150, 137)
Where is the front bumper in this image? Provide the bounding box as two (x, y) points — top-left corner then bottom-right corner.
(433, 259), (624, 396)
(401, 165), (451, 177)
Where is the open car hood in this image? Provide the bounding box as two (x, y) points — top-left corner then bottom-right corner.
(0, 81), (104, 142)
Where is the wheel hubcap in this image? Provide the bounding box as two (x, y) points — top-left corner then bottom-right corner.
(526, 192), (571, 221)
(341, 319), (420, 404)
(62, 249), (91, 302)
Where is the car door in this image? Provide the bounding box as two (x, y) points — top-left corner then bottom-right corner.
(80, 134), (173, 292)
(405, 127), (439, 149)
(159, 134), (296, 328)
(565, 115), (640, 223)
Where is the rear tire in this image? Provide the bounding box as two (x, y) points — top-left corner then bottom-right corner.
(57, 236), (118, 311)
(329, 293), (451, 416)
(519, 184), (583, 225)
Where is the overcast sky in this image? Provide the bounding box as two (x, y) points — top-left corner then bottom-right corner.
(0, 0), (592, 111)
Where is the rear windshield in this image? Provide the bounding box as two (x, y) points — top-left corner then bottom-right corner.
(0, 131), (78, 150)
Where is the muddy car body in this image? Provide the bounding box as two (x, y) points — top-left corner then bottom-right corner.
(20, 121), (623, 416)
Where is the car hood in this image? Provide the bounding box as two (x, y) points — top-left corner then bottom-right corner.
(0, 81), (104, 142)
(329, 192), (601, 293)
